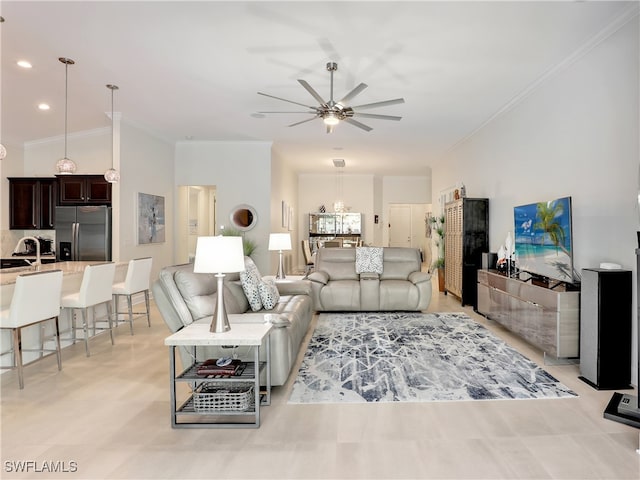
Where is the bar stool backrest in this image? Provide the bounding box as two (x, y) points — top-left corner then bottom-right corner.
(8, 270), (63, 327)
(123, 257), (153, 294)
(78, 263), (116, 307)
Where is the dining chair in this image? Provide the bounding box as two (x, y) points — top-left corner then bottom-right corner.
(61, 262), (116, 357)
(112, 257), (153, 335)
(301, 240), (315, 274)
(0, 270), (63, 389)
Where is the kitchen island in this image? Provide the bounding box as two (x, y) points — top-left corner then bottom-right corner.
(1, 261), (128, 367)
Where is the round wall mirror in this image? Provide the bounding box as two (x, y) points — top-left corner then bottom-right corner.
(229, 204), (258, 231)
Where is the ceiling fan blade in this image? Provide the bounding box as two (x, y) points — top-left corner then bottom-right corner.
(343, 117), (373, 132)
(297, 79), (327, 105)
(351, 98), (405, 110)
(258, 111), (318, 114)
(338, 83), (368, 105)
(353, 112), (402, 121)
(257, 91), (317, 109)
(288, 116), (319, 127)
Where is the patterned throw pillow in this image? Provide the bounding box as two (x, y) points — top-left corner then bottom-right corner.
(239, 257), (263, 311)
(258, 278), (280, 310)
(355, 246), (384, 274)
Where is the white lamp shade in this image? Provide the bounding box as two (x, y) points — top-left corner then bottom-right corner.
(193, 236), (245, 273)
(268, 233), (291, 251)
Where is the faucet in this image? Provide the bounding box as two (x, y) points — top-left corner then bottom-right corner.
(14, 236), (41, 271)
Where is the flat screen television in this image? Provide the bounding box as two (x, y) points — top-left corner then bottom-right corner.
(514, 196), (574, 284)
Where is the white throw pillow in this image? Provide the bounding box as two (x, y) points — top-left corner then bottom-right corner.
(258, 278), (280, 310)
(239, 257), (263, 311)
(355, 246), (384, 274)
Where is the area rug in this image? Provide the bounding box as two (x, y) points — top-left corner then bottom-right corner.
(288, 312), (577, 404)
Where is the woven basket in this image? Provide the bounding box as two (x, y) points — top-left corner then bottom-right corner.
(193, 383), (253, 412)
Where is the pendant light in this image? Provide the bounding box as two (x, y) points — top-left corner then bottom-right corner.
(55, 57), (77, 174)
(104, 84), (120, 183)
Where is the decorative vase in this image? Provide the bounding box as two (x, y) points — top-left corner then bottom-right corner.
(437, 266), (445, 292)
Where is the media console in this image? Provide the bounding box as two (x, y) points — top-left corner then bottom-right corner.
(477, 269), (580, 360)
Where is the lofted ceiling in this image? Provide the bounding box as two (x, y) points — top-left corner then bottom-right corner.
(0, 1), (636, 175)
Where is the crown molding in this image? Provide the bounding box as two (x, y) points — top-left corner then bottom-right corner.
(24, 127), (109, 148)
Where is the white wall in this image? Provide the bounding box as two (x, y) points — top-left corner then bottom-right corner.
(118, 122), (175, 282)
(174, 141), (272, 274)
(271, 151), (299, 274)
(22, 128), (110, 176)
(432, 18), (639, 384)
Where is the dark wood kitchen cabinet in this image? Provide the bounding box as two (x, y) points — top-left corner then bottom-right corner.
(8, 177), (57, 230)
(56, 174), (111, 205)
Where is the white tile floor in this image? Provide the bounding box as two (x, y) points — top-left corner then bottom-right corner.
(1, 283), (639, 479)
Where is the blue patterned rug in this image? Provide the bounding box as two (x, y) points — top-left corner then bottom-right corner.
(288, 312), (577, 403)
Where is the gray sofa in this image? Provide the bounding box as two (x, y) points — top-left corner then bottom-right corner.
(152, 262), (313, 386)
(307, 247), (432, 311)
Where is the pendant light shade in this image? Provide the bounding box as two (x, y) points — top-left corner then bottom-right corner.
(0, 144), (7, 159)
(56, 57), (77, 175)
(104, 84), (120, 183)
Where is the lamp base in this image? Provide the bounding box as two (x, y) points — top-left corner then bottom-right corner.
(211, 273), (231, 333)
(276, 250), (286, 279)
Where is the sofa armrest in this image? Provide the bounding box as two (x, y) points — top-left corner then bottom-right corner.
(307, 270), (329, 285)
(274, 279), (312, 296)
(409, 271), (431, 284)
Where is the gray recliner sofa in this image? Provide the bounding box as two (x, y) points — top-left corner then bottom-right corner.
(307, 247), (432, 311)
(152, 262), (313, 386)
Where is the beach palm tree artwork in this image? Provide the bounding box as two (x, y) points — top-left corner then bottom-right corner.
(534, 200), (568, 255)
(514, 196), (574, 283)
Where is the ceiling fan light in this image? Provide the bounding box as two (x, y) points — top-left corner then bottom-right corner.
(56, 157), (77, 174)
(104, 168), (120, 183)
(323, 112), (340, 126)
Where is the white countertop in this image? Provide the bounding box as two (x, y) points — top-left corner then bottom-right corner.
(0, 261), (125, 286)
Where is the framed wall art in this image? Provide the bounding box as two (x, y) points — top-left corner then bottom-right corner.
(138, 192), (165, 244)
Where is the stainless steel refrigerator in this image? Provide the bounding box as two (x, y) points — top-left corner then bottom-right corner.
(55, 206), (112, 261)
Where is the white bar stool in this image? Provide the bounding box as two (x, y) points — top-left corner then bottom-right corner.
(112, 257), (153, 335)
(61, 262), (116, 357)
(0, 270), (64, 389)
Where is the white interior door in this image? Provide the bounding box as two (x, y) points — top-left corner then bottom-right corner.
(389, 205), (412, 247)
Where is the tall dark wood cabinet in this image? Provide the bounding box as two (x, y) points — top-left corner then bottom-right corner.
(8, 177), (57, 229)
(57, 174), (111, 205)
(580, 268), (632, 389)
(444, 197), (489, 308)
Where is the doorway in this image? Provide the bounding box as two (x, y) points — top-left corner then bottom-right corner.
(388, 203), (431, 265)
(177, 185), (216, 263)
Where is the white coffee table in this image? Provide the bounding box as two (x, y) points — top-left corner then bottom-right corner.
(164, 319), (272, 428)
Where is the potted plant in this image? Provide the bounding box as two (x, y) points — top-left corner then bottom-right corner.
(221, 227), (258, 257)
(430, 214), (446, 292)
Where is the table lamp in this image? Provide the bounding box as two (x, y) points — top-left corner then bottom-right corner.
(268, 233), (292, 279)
(193, 236), (245, 333)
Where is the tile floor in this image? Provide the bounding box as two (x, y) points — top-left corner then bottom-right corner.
(1, 284), (639, 479)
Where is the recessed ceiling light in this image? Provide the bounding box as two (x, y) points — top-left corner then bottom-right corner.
(17, 60), (32, 69)
(38, 103), (50, 110)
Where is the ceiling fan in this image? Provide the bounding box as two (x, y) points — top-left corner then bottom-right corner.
(257, 62), (405, 133)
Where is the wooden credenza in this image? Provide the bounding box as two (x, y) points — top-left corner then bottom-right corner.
(444, 198), (488, 308)
(477, 269), (580, 359)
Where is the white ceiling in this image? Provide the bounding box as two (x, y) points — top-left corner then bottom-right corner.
(1, 1), (636, 175)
